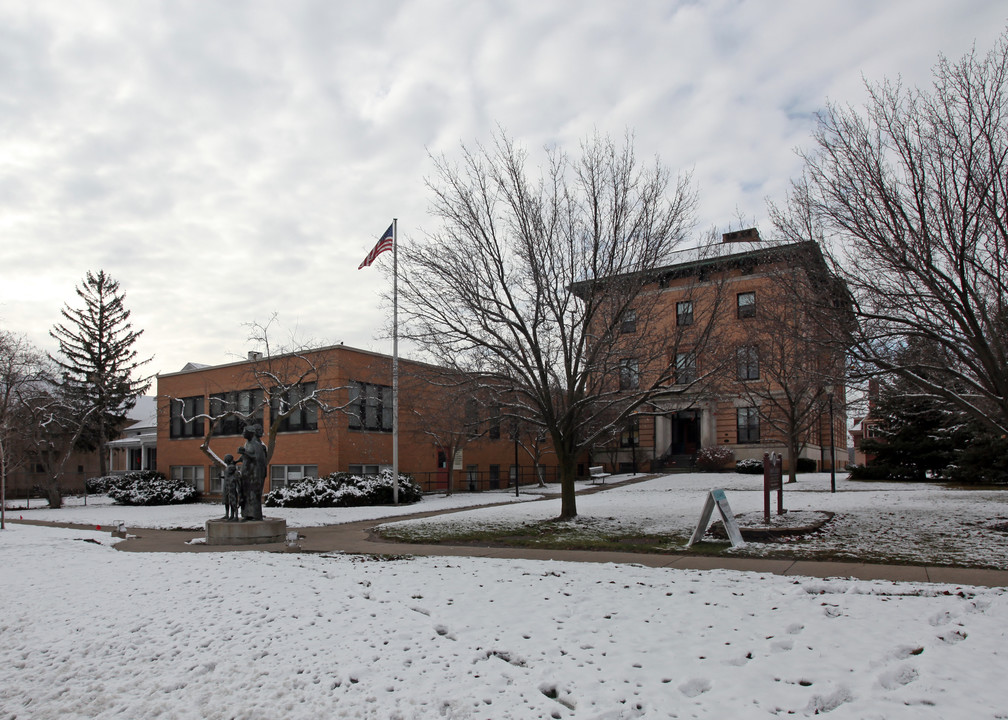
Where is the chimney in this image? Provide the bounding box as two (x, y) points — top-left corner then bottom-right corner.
(248, 351), (263, 362)
(722, 227), (760, 243)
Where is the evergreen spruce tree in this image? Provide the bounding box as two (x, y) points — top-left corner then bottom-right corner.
(50, 270), (152, 478)
(859, 380), (960, 481)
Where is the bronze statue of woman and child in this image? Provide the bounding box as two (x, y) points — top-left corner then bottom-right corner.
(220, 424), (267, 522)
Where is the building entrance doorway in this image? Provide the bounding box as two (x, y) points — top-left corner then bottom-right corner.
(669, 410), (701, 455)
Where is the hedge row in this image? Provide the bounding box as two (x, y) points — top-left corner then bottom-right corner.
(92, 470), (199, 506)
(264, 471), (423, 508)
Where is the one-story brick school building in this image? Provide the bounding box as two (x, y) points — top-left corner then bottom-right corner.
(156, 343), (541, 496)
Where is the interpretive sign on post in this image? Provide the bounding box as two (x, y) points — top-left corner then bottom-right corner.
(687, 488), (745, 548)
(763, 451), (784, 524)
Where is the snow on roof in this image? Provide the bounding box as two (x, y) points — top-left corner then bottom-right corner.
(658, 239), (815, 273)
(122, 396), (157, 430)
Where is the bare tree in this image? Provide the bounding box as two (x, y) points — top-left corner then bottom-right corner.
(20, 383), (98, 508)
(783, 30), (1008, 435)
(397, 131), (711, 519)
(511, 417), (552, 487)
(399, 367), (481, 496)
(0, 332), (100, 510)
(169, 317), (350, 482)
(0, 333), (46, 525)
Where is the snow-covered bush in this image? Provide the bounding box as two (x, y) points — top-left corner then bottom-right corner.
(86, 475), (115, 494)
(695, 446), (734, 471)
(264, 470), (423, 508)
(106, 470), (198, 505)
(735, 458), (763, 474)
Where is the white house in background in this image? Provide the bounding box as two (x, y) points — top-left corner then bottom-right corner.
(107, 396), (158, 474)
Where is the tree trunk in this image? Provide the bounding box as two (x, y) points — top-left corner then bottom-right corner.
(557, 447), (579, 519)
(97, 415), (108, 477)
(45, 480), (63, 509)
(787, 433), (799, 484)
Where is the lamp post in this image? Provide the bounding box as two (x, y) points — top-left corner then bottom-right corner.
(514, 432), (520, 498)
(511, 417), (520, 498)
(825, 385), (836, 493)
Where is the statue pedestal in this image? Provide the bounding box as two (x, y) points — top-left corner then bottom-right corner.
(205, 518), (287, 546)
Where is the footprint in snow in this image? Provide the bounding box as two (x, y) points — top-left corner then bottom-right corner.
(937, 629), (967, 644)
(878, 665), (919, 690)
(434, 624), (456, 640)
(804, 686), (853, 715)
(928, 611), (953, 626)
(678, 678), (712, 697)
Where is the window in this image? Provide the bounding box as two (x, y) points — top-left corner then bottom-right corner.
(209, 465), (223, 493)
(170, 396), (205, 438)
(675, 352), (697, 385)
(620, 418), (640, 448)
(271, 382), (319, 432)
(270, 464), (318, 489)
(348, 381), (393, 432)
(465, 398), (480, 438)
(171, 465), (205, 492)
(619, 359), (639, 390)
(737, 345), (759, 380)
(737, 291), (756, 319)
(620, 309), (637, 334)
(737, 407), (760, 444)
(210, 389), (264, 436)
(489, 406), (501, 440)
(676, 301), (693, 326)
(348, 464), (386, 477)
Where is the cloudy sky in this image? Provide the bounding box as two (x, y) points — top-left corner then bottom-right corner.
(1, 0), (1005, 378)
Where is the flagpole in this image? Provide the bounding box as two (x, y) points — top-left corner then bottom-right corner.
(392, 218), (399, 505)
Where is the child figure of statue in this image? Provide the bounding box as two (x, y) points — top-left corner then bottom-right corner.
(221, 454), (241, 521)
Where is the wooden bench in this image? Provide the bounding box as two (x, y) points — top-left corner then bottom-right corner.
(589, 465), (611, 484)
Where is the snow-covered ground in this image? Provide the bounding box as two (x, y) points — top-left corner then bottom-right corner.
(2, 483), (549, 530)
(383, 473), (1008, 569)
(2, 472), (1007, 718)
(1, 522), (1005, 719)
(7, 471), (1008, 567)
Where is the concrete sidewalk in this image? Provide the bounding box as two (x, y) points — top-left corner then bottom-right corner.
(14, 513), (1007, 588)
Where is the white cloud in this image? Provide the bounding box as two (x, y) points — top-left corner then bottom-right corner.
(0, 0), (1004, 374)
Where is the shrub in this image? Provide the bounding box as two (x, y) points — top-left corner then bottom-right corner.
(796, 457), (818, 473)
(264, 470), (423, 508)
(86, 475), (115, 494)
(695, 446), (734, 471)
(945, 432), (1008, 485)
(847, 463), (892, 481)
(106, 470), (198, 506)
(735, 458), (763, 474)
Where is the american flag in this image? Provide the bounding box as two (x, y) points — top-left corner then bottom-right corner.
(358, 223), (394, 269)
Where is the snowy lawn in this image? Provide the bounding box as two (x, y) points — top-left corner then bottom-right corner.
(7, 471), (1008, 568)
(1, 522), (1005, 719)
(379, 473), (1008, 570)
(1, 485), (549, 530)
